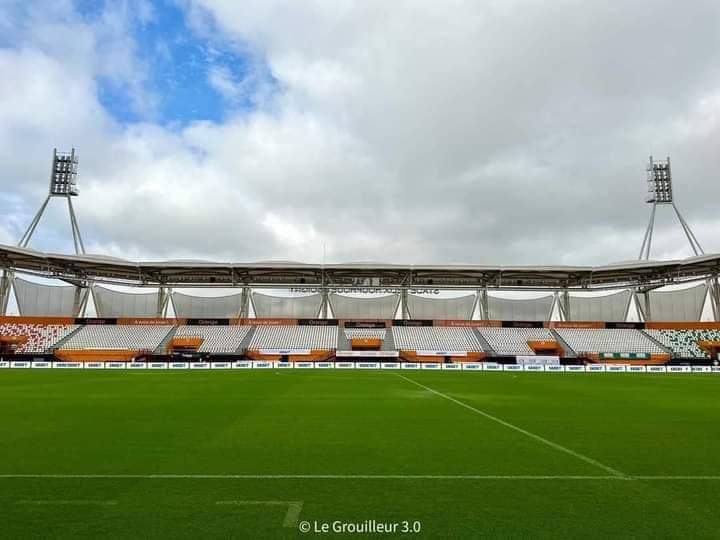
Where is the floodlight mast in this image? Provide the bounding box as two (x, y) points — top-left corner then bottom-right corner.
(0, 149), (88, 315)
(638, 156), (703, 260)
(17, 148), (86, 254)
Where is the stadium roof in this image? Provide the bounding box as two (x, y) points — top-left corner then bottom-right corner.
(1, 244), (719, 290)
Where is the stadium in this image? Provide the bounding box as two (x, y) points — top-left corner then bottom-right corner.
(0, 151), (719, 538)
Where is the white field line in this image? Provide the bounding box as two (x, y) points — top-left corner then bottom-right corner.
(17, 499), (118, 506)
(1, 474), (719, 481)
(216, 500), (304, 527)
(394, 373), (628, 479)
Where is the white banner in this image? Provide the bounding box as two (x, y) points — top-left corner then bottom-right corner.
(128, 362), (146, 369)
(648, 365), (666, 373)
(148, 362), (168, 369)
(381, 362), (401, 369)
(503, 364), (522, 371)
(606, 365), (627, 372)
(31, 361), (52, 369)
(691, 366), (711, 373)
(483, 363), (502, 371)
(586, 365), (605, 372)
(421, 363), (442, 370)
(523, 364), (544, 371)
(168, 362), (189, 370)
(545, 365), (564, 372)
(252, 361), (273, 369)
(316, 362), (334, 369)
(356, 362), (380, 369)
(190, 362), (210, 370)
(259, 349), (310, 356)
(336, 351), (399, 358)
(462, 363), (483, 370)
(85, 362), (105, 369)
(416, 350), (467, 357)
(232, 361), (252, 369)
(565, 365), (585, 372)
(11, 361), (31, 368)
(401, 363), (421, 370)
(517, 356), (560, 366)
(295, 362), (315, 369)
(628, 365), (646, 373)
(0, 361), (8, 368)
(668, 366), (691, 373)
(210, 362), (232, 369)
(106, 362), (126, 369)
(335, 362), (355, 369)
(712, 366), (720, 373)
(53, 362), (83, 369)
(274, 362), (293, 369)
(442, 363), (462, 370)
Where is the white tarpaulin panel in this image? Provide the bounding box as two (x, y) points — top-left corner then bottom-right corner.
(329, 294), (399, 319)
(94, 286), (158, 317)
(172, 292), (243, 318)
(568, 290), (631, 322)
(487, 294), (554, 321)
(407, 294), (475, 320)
(648, 284), (707, 322)
(14, 277), (79, 316)
(251, 293), (322, 318)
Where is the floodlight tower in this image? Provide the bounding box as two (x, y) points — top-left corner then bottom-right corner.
(638, 156), (703, 260)
(0, 149), (87, 315)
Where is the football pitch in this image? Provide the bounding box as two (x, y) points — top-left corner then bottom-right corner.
(1, 370), (719, 538)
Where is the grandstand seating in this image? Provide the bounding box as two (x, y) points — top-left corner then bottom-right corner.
(249, 325), (338, 350)
(174, 325), (251, 353)
(478, 327), (555, 355)
(392, 326), (483, 352)
(644, 329), (720, 358)
(60, 325), (173, 351)
(0, 323), (78, 353)
(554, 328), (666, 355)
(343, 328), (387, 340)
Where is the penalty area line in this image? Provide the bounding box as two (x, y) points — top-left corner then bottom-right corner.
(393, 373), (628, 479)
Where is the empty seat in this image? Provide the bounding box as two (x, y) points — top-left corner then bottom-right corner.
(60, 325), (173, 351)
(343, 328), (387, 340)
(391, 326), (483, 352)
(249, 325), (338, 350)
(644, 329), (720, 358)
(555, 328), (666, 355)
(0, 323), (78, 353)
(479, 327), (555, 355)
(174, 325), (251, 353)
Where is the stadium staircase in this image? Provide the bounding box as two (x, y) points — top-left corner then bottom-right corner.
(472, 329), (495, 355)
(381, 329), (395, 352)
(47, 326), (84, 354)
(236, 326), (257, 354)
(641, 331), (675, 357)
(154, 326), (179, 354)
(336, 331), (352, 351)
(548, 329), (577, 358)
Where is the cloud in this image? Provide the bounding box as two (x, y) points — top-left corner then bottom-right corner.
(1, 0), (720, 267)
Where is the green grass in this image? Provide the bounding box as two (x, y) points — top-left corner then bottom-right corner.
(0, 370), (719, 538)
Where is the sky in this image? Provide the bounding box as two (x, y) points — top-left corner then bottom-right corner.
(1, 0), (719, 266)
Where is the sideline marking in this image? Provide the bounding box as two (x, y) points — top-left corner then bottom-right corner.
(1, 474), (719, 481)
(394, 373), (628, 479)
(216, 500), (304, 527)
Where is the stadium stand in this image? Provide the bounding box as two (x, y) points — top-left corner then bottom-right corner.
(644, 328), (720, 358)
(406, 294), (475, 320)
(172, 292), (243, 318)
(248, 325), (338, 350)
(478, 327), (556, 355)
(174, 325), (251, 353)
(391, 326), (483, 352)
(486, 294), (554, 321)
(554, 328), (667, 355)
(646, 284), (707, 322)
(0, 323), (78, 353)
(330, 294), (399, 319)
(14, 278), (81, 317)
(60, 325), (174, 351)
(567, 290), (631, 322)
(94, 286), (159, 318)
(252, 293), (322, 319)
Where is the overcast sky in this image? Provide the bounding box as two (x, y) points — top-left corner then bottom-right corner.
(1, 0), (719, 266)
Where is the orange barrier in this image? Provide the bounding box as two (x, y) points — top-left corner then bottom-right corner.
(0, 335), (28, 346)
(547, 321), (605, 329)
(246, 350), (334, 362)
(527, 340), (563, 355)
(0, 316), (74, 325)
(697, 341), (720, 356)
(399, 351), (485, 363)
(351, 338), (381, 350)
(167, 337), (203, 352)
(54, 349), (141, 362)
